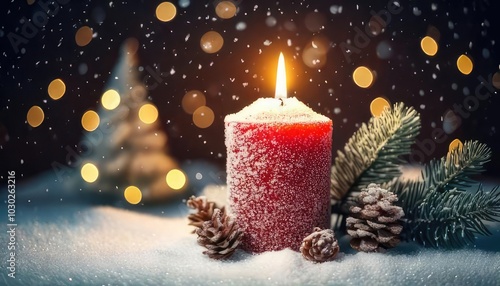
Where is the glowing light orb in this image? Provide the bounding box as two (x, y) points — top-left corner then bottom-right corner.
(449, 138), (463, 152)
(81, 163), (99, 183)
(75, 26), (93, 47)
(353, 66), (374, 88)
(215, 1), (237, 19)
(200, 31), (224, 54)
(457, 54), (473, 75)
(156, 2), (177, 22)
(182, 90), (206, 114)
(370, 97), (391, 117)
(81, 110), (100, 132)
(27, 106), (44, 128)
(192, 106), (215, 128)
(166, 169), (187, 190)
(493, 72), (500, 89)
(101, 89), (121, 110)
(48, 78), (66, 100)
(138, 104), (159, 124)
(420, 36), (438, 56)
(124, 186), (142, 205)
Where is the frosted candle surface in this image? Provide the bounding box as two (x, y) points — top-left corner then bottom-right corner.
(225, 97), (332, 253)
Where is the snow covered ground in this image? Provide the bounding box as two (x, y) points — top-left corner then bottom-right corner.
(2, 173), (499, 285)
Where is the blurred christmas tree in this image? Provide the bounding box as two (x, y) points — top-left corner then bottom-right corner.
(79, 38), (186, 203)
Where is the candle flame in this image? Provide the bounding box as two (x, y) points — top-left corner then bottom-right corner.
(275, 52), (287, 99)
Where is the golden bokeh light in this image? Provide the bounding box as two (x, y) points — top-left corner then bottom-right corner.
(182, 90), (206, 114)
(200, 31), (224, 54)
(138, 104), (159, 124)
(457, 54), (473, 75)
(81, 163), (99, 183)
(81, 110), (100, 132)
(27, 106), (44, 128)
(75, 26), (93, 47)
(193, 106), (215, 128)
(370, 97), (391, 117)
(215, 1), (237, 19)
(449, 138), (463, 152)
(48, 78), (66, 100)
(492, 71), (500, 89)
(156, 2), (177, 22)
(353, 66), (374, 88)
(420, 36), (438, 56)
(101, 89), (121, 110)
(166, 169), (187, 190)
(124, 186), (142, 205)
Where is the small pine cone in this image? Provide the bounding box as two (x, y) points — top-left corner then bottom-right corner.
(300, 227), (339, 263)
(347, 183), (404, 252)
(196, 208), (243, 260)
(186, 196), (216, 232)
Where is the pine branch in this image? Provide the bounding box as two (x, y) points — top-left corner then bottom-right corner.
(404, 186), (500, 248)
(331, 103), (421, 201)
(392, 141), (496, 248)
(394, 141), (492, 213)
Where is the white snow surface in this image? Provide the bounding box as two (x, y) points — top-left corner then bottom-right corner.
(3, 174), (500, 286)
(224, 97), (331, 123)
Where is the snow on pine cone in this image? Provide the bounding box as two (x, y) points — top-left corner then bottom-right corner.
(196, 208), (243, 260)
(300, 227), (339, 263)
(346, 183), (404, 252)
(186, 196), (217, 232)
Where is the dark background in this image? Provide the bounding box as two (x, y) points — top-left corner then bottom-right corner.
(1, 0), (499, 185)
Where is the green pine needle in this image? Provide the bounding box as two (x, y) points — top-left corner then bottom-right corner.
(405, 186), (500, 248)
(394, 141), (498, 248)
(331, 102), (421, 201)
(396, 141), (492, 214)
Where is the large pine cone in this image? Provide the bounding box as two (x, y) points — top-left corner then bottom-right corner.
(300, 227), (339, 263)
(346, 183), (404, 252)
(196, 208), (243, 260)
(186, 196), (216, 232)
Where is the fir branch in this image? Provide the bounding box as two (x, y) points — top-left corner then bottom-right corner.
(331, 103), (421, 201)
(395, 141), (492, 214)
(404, 186), (500, 248)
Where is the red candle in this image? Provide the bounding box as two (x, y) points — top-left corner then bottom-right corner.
(225, 53), (332, 253)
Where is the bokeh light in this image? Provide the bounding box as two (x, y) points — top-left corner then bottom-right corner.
(166, 169), (187, 190)
(81, 110), (100, 132)
(200, 31), (224, 54)
(75, 26), (93, 47)
(138, 104), (159, 124)
(182, 90), (206, 114)
(48, 78), (66, 100)
(101, 89), (121, 110)
(193, 106), (215, 128)
(27, 106), (44, 128)
(370, 97), (391, 117)
(457, 54), (473, 75)
(81, 163), (99, 183)
(353, 66), (374, 88)
(449, 138), (463, 152)
(215, 1), (237, 19)
(420, 36), (438, 56)
(124, 186), (142, 205)
(302, 37), (329, 69)
(442, 109), (461, 134)
(156, 2), (177, 22)
(492, 71), (500, 89)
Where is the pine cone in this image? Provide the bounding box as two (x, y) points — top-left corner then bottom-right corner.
(186, 196), (216, 232)
(346, 183), (404, 252)
(196, 208), (243, 260)
(300, 227), (339, 263)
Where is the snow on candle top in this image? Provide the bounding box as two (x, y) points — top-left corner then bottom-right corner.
(224, 97), (331, 123)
